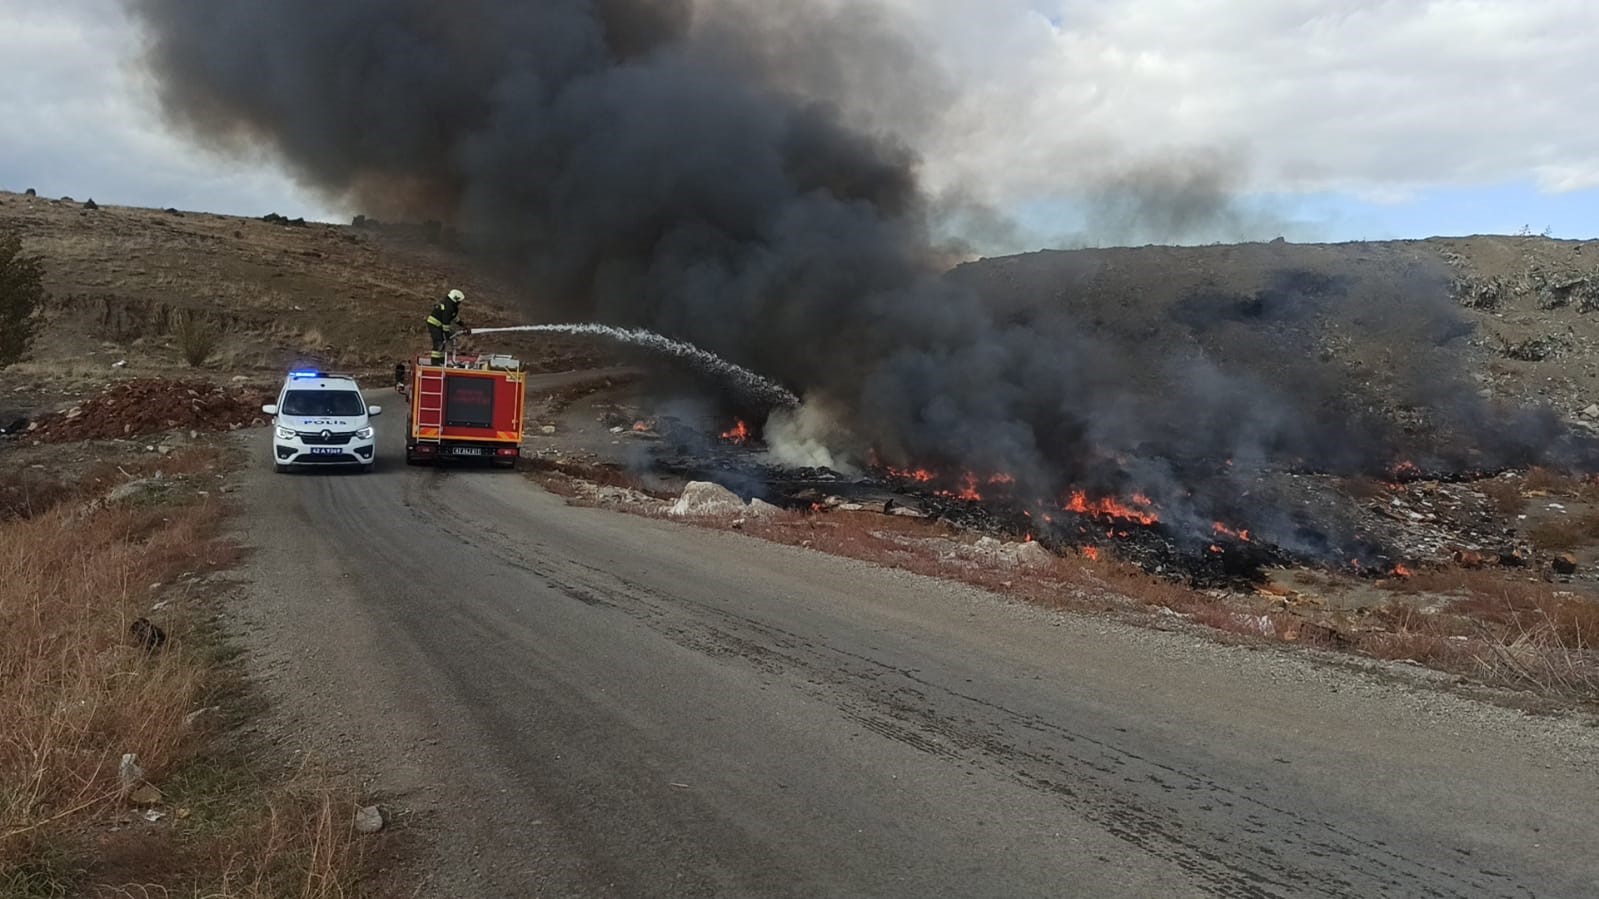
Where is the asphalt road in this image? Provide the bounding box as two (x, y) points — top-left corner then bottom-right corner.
(233, 388), (1599, 898)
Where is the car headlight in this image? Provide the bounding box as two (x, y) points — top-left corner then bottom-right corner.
(355, 426), (374, 440)
(274, 426), (296, 440)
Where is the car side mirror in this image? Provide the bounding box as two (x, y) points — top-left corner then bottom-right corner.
(368, 405), (383, 416)
(261, 404), (278, 415)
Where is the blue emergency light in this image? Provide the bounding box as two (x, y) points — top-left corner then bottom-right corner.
(289, 370), (322, 379)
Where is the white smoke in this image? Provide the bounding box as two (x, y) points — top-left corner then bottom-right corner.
(762, 399), (857, 473)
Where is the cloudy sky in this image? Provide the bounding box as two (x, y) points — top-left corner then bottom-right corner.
(2, 0), (1594, 246)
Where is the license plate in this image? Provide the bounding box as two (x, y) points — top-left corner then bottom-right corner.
(309, 447), (341, 455)
(450, 447), (483, 456)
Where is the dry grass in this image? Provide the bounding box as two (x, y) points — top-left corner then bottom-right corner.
(1476, 478), (1527, 517)
(1340, 475), (1391, 501)
(0, 500), (219, 879)
(198, 777), (362, 899)
(1371, 567), (1599, 695)
(1525, 513), (1599, 552)
(0, 453), (366, 897)
(1523, 466), (1580, 495)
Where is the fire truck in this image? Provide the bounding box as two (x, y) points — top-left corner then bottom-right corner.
(398, 346), (526, 467)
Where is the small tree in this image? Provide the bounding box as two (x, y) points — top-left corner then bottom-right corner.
(0, 231), (45, 369)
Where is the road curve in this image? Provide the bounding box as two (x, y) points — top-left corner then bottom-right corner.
(231, 389), (1599, 898)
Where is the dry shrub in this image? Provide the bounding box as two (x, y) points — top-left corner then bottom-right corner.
(0, 468), (77, 520)
(1523, 466), (1579, 495)
(202, 779), (363, 899)
(174, 311), (220, 368)
(1476, 478), (1526, 517)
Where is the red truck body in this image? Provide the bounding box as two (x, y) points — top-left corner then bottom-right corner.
(403, 353), (526, 466)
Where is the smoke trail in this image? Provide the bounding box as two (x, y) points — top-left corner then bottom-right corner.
(472, 324), (799, 407)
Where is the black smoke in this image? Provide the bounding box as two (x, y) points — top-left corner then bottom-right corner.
(126, 0), (1583, 543)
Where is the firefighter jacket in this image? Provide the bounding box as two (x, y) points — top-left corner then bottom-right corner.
(425, 295), (465, 333)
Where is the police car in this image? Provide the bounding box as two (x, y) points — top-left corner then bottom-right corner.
(261, 371), (381, 473)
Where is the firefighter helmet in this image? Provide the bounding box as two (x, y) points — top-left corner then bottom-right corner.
(447, 288), (465, 302)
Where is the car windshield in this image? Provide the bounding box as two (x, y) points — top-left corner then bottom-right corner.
(280, 389), (365, 417)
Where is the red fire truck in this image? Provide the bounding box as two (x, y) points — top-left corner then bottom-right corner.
(400, 350), (526, 467)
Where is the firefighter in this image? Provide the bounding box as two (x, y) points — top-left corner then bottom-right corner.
(425, 288), (470, 364)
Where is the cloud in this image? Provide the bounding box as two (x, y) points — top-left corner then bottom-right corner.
(886, 0), (1599, 205)
(0, 0), (329, 217)
(1, 0), (1593, 231)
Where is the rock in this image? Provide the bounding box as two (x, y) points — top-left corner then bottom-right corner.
(130, 617), (167, 652)
(355, 805), (385, 834)
(60, 195), (74, 203)
(83, 198), (98, 210)
(1583, 404), (1599, 419)
(669, 481), (746, 518)
(889, 506), (926, 518)
(540, 425), (557, 435)
(1013, 541), (1054, 568)
(23, 187), (35, 197)
(748, 498), (783, 517)
(106, 476), (163, 504)
(1552, 554), (1578, 575)
(129, 784), (163, 806)
(112, 359), (127, 368)
(119, 754), (145, 794)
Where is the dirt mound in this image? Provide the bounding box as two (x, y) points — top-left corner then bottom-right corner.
(27, 379), (273, 442)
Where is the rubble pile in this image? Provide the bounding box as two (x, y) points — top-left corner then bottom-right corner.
(26, 379), (273, 443)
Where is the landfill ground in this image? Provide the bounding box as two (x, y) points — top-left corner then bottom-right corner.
(5, 192), (1599, 895)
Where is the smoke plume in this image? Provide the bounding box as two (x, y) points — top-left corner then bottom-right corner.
(127, 0), (1577, 537)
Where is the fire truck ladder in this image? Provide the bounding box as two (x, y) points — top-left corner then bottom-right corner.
(415, 366), (446, 436)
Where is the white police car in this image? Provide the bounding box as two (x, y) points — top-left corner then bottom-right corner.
(262, 371), (381, 473)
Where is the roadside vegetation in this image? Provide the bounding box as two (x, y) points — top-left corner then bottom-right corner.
(0, 228), (46, 369)
(0, 446), (365, 898)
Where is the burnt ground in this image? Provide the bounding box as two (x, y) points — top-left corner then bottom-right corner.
(4, 192), (1599, 697)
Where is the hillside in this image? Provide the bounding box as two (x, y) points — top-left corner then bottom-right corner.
(6, 189), (1597, 431)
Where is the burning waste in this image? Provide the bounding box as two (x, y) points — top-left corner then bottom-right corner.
(129, 1), (1598, 584)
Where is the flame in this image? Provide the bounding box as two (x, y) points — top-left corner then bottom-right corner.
(954, 472), (983, 501)
(1209, 544), (1224, 554)
(885, 464), (936, 483)
(1064, 490), (1159, 526)
(1082, 546), (1101, 561)
(1212, 522), (1252, 542)
(1389, 460), (1422, 481)
(632, 420), (653, 432)
(1392, 564), (1413, 578)
(986, 473), (1016, 486)
(1023, 532), (1034, 543)
(720, 419), (750, 444)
